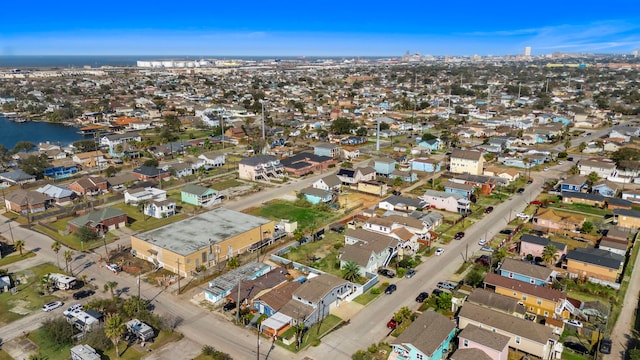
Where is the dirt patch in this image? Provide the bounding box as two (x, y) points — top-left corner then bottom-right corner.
(108, 248), (154, 274)
(2, 336), (38, 359)
(8, 299), (31, 315)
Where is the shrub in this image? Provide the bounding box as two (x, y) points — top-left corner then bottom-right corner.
(41, 317), (75, 346)
(370, 287), (381, 295)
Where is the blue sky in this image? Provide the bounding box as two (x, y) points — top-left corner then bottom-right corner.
(2, 1), (639, 56)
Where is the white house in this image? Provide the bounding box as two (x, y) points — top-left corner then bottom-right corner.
(420, 189), (470, 213)
(312, 174), (342, 192)
(124, 187), (167, 205)
(198, 151), (226, 168)
(144, 199), (176, 219)
(578, 159), (617, 178)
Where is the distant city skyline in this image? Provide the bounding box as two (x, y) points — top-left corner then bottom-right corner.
(2, 1), (639, 57)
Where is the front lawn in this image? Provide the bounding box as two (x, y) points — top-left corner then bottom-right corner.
(33, 219), (117, 251)
(279, 314), (343, 352)
(27, 328), (71, 360)
(0, 263), (62, 325)
(149, 330), (184, 350)
(353, 287), (382, 305)
(111, 202), (188, 232)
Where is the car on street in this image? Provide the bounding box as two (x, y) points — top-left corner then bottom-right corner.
(405, 269), (416, 278)
(564, 319), (583, 328)
(567, 157), (574, 161)
(527, 179), (533, 184)
(478, 239), (487, 246)
(223, 301), (237, 311)
(72, 289), (95, 300)
(63, 303), (82, 315)
(517, 188), (525, 194)
(378, 269), (395, 278)
(437, 281), (456, 290)
(543, 167), (549, 172)
(480, 246), (495, 253)
(43, 301), (64, 312)
(530, 200), (543, 205)
(106, 263), (121, 273)
(384, 284), (397, 294)
(558, 161), (564, 165)
(435, 248), (444, 256)
(387, 318), (397, 329)
(484, 206), (494, 214)
(454, 232), (465, 240)
(599, 339), (612, 354)
(415, 292), (429, 302)
(564, 341), (589, 354)
(499, 229), (513, 235)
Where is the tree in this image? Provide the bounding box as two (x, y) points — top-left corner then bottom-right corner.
(581, 221), (594, 234)
(393, 306), (412, 324)
(104, 165), (117, 177)
(20, 153), (49, 177)
(355, 127), (368, 136)
(227, 256), (240, 269)
(14, 239), (25, 256)
(564, 139), (572, 151)
(74, 226), (98, 242)
(164, 114), (182, 133)
(612, 147), (640, 170)
(587, 171), (600, 185)
(595, 139), (604, 151)
(541, 244), (559, 267)
(51, 241), (61, 269)
(104, 314), (126, 359)
(64, 250), (74, 275)
(465, 268), (485, 287)
(12, 141), (36, 153)
(434, 292), (452, 311)
(421, 133), (437, 141)
(40, 273), (54, 294)
(104, 281), (118, 298)
(578, 142), (587, 152)
(72, 139), (98, 152)
(341, 261), (361, 282)
(569, 164), (580, 175)
(330, 117), (357, 135)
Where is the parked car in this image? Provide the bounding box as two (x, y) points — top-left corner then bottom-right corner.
(415, 292), (429, 303)
(223, 301), (237, 311)
(517, 188), (525, 194)
(530, 200), (543, 205)
(42, 301), (63, 312)
(543, 167), (549, 172)
(599, 339), (612, 354)
(558, 161), (564, 165)
(475, 255), (491, 267)
(378, 269), (395, 278)
(564, 341), (589, 354)
(387, 318), (397, 329)
(478, 239), (487, 246)
(454, 232), (465, 240)
(63, 303), (83, 315)
(480, 246), (494, 253)
(567, 157), (574, 161)
(73, 289), (95, 300)
(516, 212), (529, 219)
(499, 229), (513, 235)
(384, 284), (397, 294)
(435, 248), (445, 256)
(527, 179), (533, 184)
(106, 263), (121, 273)
(564, 319), (583, 328)
(437, 281), (456, 290)
(431, 288), (444, 297)
(484, 206), (494, 214)
(405, 269), (416, 279)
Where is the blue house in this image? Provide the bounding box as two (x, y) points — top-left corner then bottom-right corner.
(374, 158), (396, 176)
(313, 143), (341, 158)
(390, 310), (456, 360)
(444, 180), (475, 199)
(498, 258), (554, 286)
(592, 180), (620, 198)
(560, 175), (587, 193)
(411, 158), (441, 173)
(415, 138), (442, 152)
(390, 171), (418, 183)
(300, 187), (334, 205)
(253, 281), (304, 317)
(44, 163), (78, 180)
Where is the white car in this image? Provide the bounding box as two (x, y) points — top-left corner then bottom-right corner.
(106, 263), (121, 273)
(516, 212), (529, 220)
(478, 239), (487, 246)
(564, 319), (583, 328)
(543, 167), (549, 172)
(558, 161), (564, 165)
(42, 301), (63, 312)
(435, 248), (445, 256)
(63, 303), (83, 316)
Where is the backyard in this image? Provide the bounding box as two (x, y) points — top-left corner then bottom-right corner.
(278, 232), (345, 279)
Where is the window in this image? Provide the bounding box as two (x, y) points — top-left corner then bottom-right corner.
(463, 339), (468, 347)
(537, 298), (542, 305)
(202, 252), (207, 264)
(515, 336), (521, 344)
(522, 295), (527, 301)
(530, 279), (535, 284)
(544, 311), (549, 316)
(416, 355), (423, 360)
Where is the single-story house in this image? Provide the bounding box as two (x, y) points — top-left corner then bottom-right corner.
(181, 184), (219, 206)
(390, 310), (457, 360)
(67, 207), (128, 235)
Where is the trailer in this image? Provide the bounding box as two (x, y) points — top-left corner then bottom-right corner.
(48, 273), (77, 290)
(126, 318), (155, 341)
(70, 344), (100, 360)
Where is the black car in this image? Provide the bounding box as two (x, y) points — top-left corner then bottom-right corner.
(72, 289), (95, 300)
(484, 206), (494, 214)
(599, 339), (612, 354)
(378, 269), (395, 278)
(567, 157), (574, 161)
(527, 179), (533, 184)
(499, 229), (513, 235)
(564, 341), (589, 354)
(517, 188), (525, 194)
(415, 292), (429, 302)
(431, 288), (444, 297)
(384, 284), (397, 295)
(223, 301), (237, 311)
(454, 232), (465, 240)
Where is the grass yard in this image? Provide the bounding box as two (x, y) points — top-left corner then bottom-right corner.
(548, 203), (611, 217)
(280, 314), (343, 352)
(0, 350), (12, 360)
(208, 179), (244, 191)
(27, 328), (72, 360)
(111, 203), (188, 232)
(149, 330), (184, 350)
(246, 200), (334, 231)
(353, 288), (381, 305)
(0, 263), (63, 325)
(0, 251), (36, 267)
(33, 218), (117, 251)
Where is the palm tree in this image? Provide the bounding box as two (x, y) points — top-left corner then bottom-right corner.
(227, 256), (240, 269)
(569, 164), (580, 175)
(51, 242), (61, 269)
(104, 281), (118, 298)
(14, 240), (25, 256)
(393, 306), (413, 324)
(564, 139), (572, 151)
(104, 314), (126, 359)
(542, 244), (559, 267)
(64, 250), (74, 275)
(587, 171), (600, 186)
(341, 261), (361, 282)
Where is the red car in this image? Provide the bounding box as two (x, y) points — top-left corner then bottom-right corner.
(530, 200), (543, 205)
(387, 318), (397, 330)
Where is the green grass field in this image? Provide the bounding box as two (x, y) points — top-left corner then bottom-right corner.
(111, 203), (189, 232)
(246, 200), (334, 230)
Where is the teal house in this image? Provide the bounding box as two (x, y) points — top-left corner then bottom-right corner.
(181, 184), (218, 206)
(299, 187), (334, 205)
(390, 310), (456, 360)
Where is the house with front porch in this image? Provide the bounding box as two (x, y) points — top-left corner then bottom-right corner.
(457, 302), (561, 360)
(181, 184), (219, 206)
(444, 180), (475, 199)
(340, 228), (399, 276)
(312, 174), (342, 192)
(559, 175), (587, 193)
(389, 310), (457, 360)
(238, 155), (285, 181)
(72, 151), (110, 170)
(415, 138), (443, 152)
(197, 151), (226, 168)
(143, 199), (176, 219)
(420, 190), (470, 214)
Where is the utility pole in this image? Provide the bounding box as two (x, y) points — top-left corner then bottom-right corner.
(102, 234), (110, 262)
(257, 322), (261, 360)
(261, 101), (266, 142)
(236, 279), (242, 324)
(176, 259), (181, 294)
(137, 270), (141, 312)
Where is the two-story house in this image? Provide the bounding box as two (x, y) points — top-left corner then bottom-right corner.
(450, 149), (484, 175)
(499, 258), (556, 286)
(340, 228), (399, 276)
(566, 248), (624, 286)
(336, 167), (376, 185)
(69, 175), (108, 196)
(452, 324), (510, 360)
(420, 190), (471, 214)
(72, 151), (110, 170)
(374, 158), (397, 176)
(444, 180), (475, 200)
(578, 159), (616, 179)
(144, 199), (176, 219)
(519, 234), (567, 259)
(390, 310), (457, 360)
(559, 175), (588, 193)
(484, 273), (570, 320)
(181, 184), (219, 206)
(197, 151), (226, 168)
(312, 174), (342, 192)
(238, 155), (285, 181)
(313, 143), (341, 158)
(100, 131), (141, 157)
(288, 273), (356, 327)
(410, 157), (441, 173)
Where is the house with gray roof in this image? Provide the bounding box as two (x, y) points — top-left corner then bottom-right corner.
(390, 310), (457, 360)
(519, 234), (567, 259)
(0, 169), (36, 186)
(181, 184), (219, 206)
(561, 191), (605, 207)
(67, 207), (127, 235)
(466, 289), (527, 318)
(35, 184), (75, 205)
(378, 195), (426, 213)
(289, 273), (355, 327)
(4, 189), (51, 214)
(312, 174), (342, 192)
(458, 302), (561, 360)
(499, 258), (555, 286)
(420, 189), (470, 213)
(454, 324), (510, 360)
(566, 248), (624, 287)
(340, 228), (399, 276)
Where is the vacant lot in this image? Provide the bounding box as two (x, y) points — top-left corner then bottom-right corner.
(246, 200), (335, 230)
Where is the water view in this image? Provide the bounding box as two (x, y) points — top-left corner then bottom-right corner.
(0, 115), (85, 150)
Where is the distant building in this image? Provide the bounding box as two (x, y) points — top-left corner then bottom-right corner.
(524, 46), (532, 56)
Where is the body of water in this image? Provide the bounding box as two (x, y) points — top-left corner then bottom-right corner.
(0, 116), (86, 150)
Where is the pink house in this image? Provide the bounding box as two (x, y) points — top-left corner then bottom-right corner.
(453, 324), (509, 360)
(519, 234), (567, 259)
